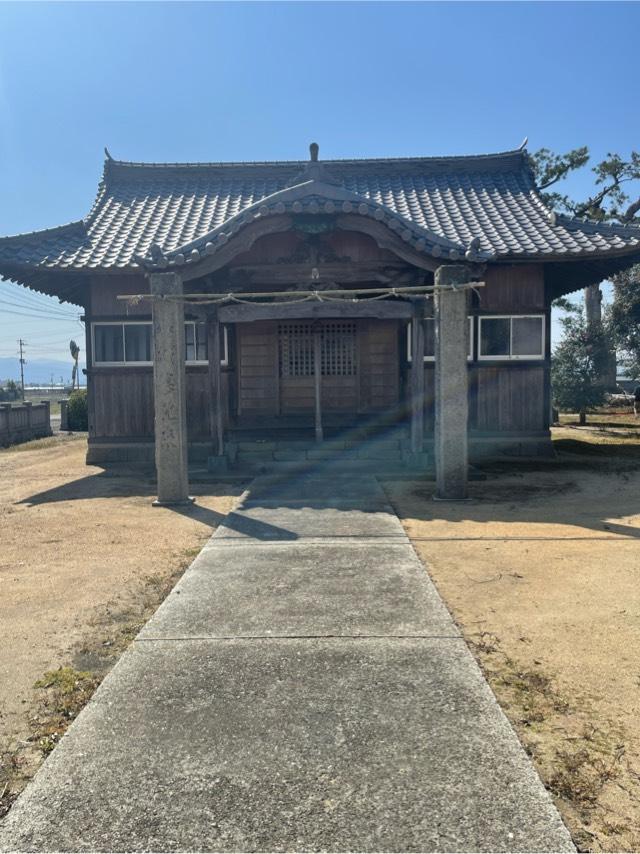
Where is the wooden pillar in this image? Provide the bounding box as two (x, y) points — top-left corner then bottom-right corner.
(313, 322), (323, 443)
(434, 264), (469, 500)
(207, 313), (224, 457)
(149, 271), (192, 506)
(410, 301), (425, 453)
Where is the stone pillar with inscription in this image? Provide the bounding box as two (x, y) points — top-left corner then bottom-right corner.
(434, 264), (469, 500)
(149, 271), (192, 506)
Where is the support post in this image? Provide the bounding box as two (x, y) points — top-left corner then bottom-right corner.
(410, 301), (426, 453)
(434, 265), (469, 500)
(149, 271), (192, 506)
(313, 323), (323, 443)
(207, 312), (225, 458)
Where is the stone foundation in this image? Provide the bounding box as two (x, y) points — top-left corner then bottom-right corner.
(86, 430), (554, 469)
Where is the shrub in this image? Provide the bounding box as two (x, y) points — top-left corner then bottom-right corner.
(67, 389), (88, 431)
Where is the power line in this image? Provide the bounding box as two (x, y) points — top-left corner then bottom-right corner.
(0, 296), (78, 316)
(0, 307), (79, 321)
(0, 284), (80, 311)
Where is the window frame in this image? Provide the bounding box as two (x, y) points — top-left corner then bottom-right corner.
(92, 321), (153, 367)
(91, 321), (229, 367)
(184, 321), (229, 367)
(407, 316), (474, 363)
(478, 314), (545, 362)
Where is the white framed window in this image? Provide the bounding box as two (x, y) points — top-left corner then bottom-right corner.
(92, 322), (229, 366)
(184, 321), (229, 366)
(407, 317), (474, 362)
(478, 315), (545, 361)
(93, 322), (152, 366)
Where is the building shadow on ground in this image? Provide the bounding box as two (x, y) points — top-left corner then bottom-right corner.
(382, 452), (640, 541)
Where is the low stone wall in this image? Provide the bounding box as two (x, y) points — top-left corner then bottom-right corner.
(0, 401), (52, 447)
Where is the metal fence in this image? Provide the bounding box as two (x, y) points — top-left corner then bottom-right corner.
(0, 401), (52, 447)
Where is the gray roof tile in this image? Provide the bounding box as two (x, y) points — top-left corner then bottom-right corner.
(1, 148), (640, 274)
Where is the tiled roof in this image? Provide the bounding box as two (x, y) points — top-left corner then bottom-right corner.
(1, 148), (640, 276)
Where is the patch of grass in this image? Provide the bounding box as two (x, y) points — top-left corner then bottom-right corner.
(30, 667), (101, 755)
(555, 436), (640, 460)
(466, 631), (629, 851)
(548, 739), (625, 809)
(1, 434), (83, 454)
(24, 561), (193, 764)
(2, 533), (217, 822)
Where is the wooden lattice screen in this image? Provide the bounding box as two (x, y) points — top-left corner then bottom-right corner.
(278, 322), (357, 377)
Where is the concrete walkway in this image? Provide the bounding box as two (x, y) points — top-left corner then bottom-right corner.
(0, 475), (573, 852)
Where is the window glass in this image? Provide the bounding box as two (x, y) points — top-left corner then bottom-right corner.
(94, 325), (124, 363)
(423, 318), (436, 358)
(480, 318), (511, 357)
(196, 322), (208, 362)
(185, 322), (196, 362)
(410, 317), (472, 360)
(124, 324), (152, 362)
(185, 322), (209, 361)
(512, 316), (543, 356)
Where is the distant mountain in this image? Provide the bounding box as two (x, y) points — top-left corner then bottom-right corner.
(0, 357), (86, 385)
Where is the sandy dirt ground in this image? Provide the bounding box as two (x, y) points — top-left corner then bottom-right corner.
(385, 451), (640, 852)
(0, 436), (242, 805)
(3, 428), (640, 851)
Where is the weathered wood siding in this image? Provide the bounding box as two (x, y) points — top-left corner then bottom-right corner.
(359, 320), (399, 411)
(89, 368), (229, 440)
(474, 366), (546, 432)
(89, 275), (149, 316)
(237, 322), (279, 416)
(479, 264), (545, 311)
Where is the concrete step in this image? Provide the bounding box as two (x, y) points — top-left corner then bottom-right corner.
(230, 459), (418, 477)
(236, 446), (406, 465)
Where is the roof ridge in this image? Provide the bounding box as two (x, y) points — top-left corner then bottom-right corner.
(103, 147), (527, 173)
(556, 212), (640, 234)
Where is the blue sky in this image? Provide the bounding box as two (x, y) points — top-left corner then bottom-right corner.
(0, 0), (639, 376)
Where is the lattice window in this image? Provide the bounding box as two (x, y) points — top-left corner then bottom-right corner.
(278, 322), (357, 377)
(279, 323), (314, 377)
(321, 322), (356, 376)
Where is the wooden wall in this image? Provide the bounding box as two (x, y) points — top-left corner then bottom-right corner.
(479, 264), (545, 311)
(89, 275), (149, 317)
(420, 263), (550, 435)
(85, 263), (551, 444)
(474, 365), (546, 432)
(358, 320), (399, 411)
(237, 322), (279, 417)
(89, 368), (229, 440)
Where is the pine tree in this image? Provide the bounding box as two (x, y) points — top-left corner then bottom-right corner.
(552, 306), (609, 424)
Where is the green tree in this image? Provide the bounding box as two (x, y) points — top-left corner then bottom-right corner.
(530, 146), (640, 389)
(608, 263), (640, 378)
(552, 306), (609, 424)
(530, 147), (640, 223)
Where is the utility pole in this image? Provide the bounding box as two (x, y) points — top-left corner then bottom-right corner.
(18, 339), (26, 400)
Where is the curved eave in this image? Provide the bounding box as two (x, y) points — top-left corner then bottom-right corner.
(544, 251), (640, 299)
(0, 262), (90, 306)
(137, 180), (493, 273)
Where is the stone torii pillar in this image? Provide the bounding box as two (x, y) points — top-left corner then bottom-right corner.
(434, 264), (470, 500)
(149, 271), (192, 506)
